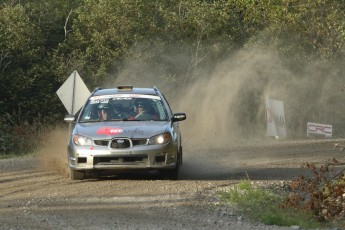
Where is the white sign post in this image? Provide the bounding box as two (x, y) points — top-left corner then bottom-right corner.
(56, 70), (90, 115)
(265, 96), (287, 138)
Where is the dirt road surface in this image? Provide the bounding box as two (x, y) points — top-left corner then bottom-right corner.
(1, 130), (344, 230)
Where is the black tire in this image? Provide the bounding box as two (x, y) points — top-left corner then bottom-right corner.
(161, 151), (181, 180)
(161, 165), (179, 180)
(70, 169), (85, 180)
(179, 146), (183, 166)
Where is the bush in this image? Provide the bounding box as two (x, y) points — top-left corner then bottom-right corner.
(0, 114), (50, 157)
(220, 180), (332, 228)
(282, 159), (345, 225)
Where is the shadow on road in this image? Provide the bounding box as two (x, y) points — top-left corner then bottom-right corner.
(179, 164), (313, 181)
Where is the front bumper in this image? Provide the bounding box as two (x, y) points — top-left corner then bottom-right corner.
(68, 142), (177, 171)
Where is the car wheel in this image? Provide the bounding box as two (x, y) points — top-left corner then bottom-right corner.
(162, 167), (179, 180)
(179, 146), (183, 165)
(162, 148), (182, 180)
(70, 169), (85, 180)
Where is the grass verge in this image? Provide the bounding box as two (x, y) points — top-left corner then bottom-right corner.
(219, 180), (334, 229)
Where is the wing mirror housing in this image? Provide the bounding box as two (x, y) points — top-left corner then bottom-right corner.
(64, 114), (76, 123)
(172, 113), (186, 122)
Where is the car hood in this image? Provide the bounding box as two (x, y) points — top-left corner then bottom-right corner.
(74, 121), (170, 139)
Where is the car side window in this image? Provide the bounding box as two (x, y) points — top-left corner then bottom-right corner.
(79, 103), (93, 121)
(154, 100), (168, 120)
(161, 94), (173, 117)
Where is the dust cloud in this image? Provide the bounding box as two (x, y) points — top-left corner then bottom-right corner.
(37, 126), (70, 177)
(40, 44), (345, 179)
(114, 45), (345, 150)
(112, 45), (345, 178)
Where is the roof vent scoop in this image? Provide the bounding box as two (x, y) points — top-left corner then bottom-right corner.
(117, 85), (133, 90)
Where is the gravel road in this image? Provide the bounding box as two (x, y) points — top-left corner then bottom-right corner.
(1, 130), (344, 230)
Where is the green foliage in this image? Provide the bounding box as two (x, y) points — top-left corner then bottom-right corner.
(0, 114), (49, 155)
(67, 0), (238, 87)
(0, 1), (74, 125)
(246, 0), (345, 68)
(221, 180), (283, 212)
(221, 160), (345, 228)
(0, 3), (43, 121)
(2, 0), (345, 153)
(283, 159), (345, 226)
(220, 180), (327, 228)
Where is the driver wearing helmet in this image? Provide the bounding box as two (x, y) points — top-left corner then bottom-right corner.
(98, 104), (112, 121)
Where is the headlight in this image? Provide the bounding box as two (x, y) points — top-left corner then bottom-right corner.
(73, 134), (94, 146)
(148, 132), (171, 145)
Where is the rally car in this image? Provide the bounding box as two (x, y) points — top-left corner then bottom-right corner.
(64, 85), (186, 180)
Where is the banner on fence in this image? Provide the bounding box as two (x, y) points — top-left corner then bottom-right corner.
(307, 122), (332, 137)
(265, 96), (286, 138)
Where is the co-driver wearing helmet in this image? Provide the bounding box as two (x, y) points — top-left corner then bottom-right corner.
(134, 102), (146, 118)
(128, 99), (154, 120)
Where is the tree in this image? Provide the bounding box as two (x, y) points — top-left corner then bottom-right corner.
(0, 3), (44, 122)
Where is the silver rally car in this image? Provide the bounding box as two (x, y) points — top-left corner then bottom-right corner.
(64, 86), (186, 180)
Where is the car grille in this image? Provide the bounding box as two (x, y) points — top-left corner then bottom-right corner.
(94, 138), (148, 149)
(94, 140), (109, 146)
(93, 155), (148, 165)
(110, 139), (130, 148)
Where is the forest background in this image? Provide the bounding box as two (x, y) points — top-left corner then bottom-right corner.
(2, 0), (345, 154)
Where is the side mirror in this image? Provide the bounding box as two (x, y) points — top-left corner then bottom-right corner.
(64, 114), (76, 123)
(172, 113), (186, 122)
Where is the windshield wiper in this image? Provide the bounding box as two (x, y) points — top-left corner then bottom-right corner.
(79, 120), (100, 123)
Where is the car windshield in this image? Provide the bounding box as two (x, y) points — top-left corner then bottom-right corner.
(78, 94), (169, 122)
